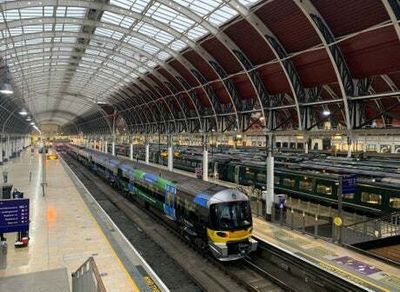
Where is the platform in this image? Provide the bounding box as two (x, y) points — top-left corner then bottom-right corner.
(253, 218), (400, 292)
(0, 148), (166, 291)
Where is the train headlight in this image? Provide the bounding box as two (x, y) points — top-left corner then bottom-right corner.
(216, 232), (228, 238)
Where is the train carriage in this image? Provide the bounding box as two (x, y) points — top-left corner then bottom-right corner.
(68, 145), (257, 261)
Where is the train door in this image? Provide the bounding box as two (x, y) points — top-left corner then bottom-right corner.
(164, 184), (176, 220)
(234, 165), (240, 184)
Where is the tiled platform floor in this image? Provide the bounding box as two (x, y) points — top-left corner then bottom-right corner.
(0, 149), (139, 291)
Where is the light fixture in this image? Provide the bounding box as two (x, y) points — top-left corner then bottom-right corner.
(322, 110), (331, 116)
(259, 116), (265, 122)
(19, 109), (28, 115)
(30, 122), (35, 125)
(0, 83), (13, 95)
(26, 117), (31, 121)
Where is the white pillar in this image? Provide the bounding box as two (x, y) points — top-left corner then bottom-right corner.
(111, 141), (116, 156)
(145, 143), (150, 164)
(363, 136), (367, 153)
(105, 141), (108, 153)
(202, 135), (209, 181)
(347, 136), (352, 158)
(304, 137), (309, 154)
(0, 136), (3, 165)
(167, 136), (173, 171)
(130, 143), (134, 160)
(266, 134), (274, 220)
(203, 149), (209, 181)
(7, 136), (11, 159)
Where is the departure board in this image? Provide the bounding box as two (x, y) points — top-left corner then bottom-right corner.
(0, 199), (29, 233)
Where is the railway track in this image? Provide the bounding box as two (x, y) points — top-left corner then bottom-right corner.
(62, 154), (284, 291)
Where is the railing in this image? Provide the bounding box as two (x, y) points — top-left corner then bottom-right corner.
(341, 211), (400, 245)
(72, 257), (106, 292)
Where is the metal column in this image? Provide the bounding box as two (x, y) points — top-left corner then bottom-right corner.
(0, 135), (3, 165)
(104, 141), (108, 153)
(6, 136), (11, 160)
(266, 134), (275, 221)
(111, 140), (116, 156)
(130, 143), (134, 160)
(167, 135), (173, 171)
(202, 135), (209, 181)
(145, 142), (150, 165)
(305, 136), (309, 154)
(347, 136), (352, 158)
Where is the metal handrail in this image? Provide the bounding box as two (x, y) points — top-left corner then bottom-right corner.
(72, 257), (106, 292)
(344, 211), (400, 228)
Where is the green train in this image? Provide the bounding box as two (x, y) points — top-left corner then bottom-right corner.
(217, 161), (400, 214)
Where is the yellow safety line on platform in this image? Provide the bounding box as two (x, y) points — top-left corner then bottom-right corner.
(253, 234), (389, 292)
(61, 158), (140, 291)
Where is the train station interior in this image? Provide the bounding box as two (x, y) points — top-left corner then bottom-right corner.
(0, 0), (400, 291)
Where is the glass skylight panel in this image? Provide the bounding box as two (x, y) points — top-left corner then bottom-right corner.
(146, 3), (194, 33)
(20, 7), (43, 19)
(9, 26), (22, 36)
(176, 0), (220, 18)
(110, 0), (131, 10)
(66, 7), (87, 18)
(25, 38), (43, 45)
(63, 24), (81, 32)
(56, 6), (67, 17)
(137, 67), (147, 74)
(238, 0), (261, 6)
(23, 25), (43, 33)
(187, 25), (208, 40)
(102, 11), (123, 26)
(125, 60), (137, 69)
(207, 4), (238, 26)
(142, 43), (159, 55)
(169, 39), (186, 51)
(130, 72), (139, 78)
(44, 6), (54, 17)
(44, 24), (53, 31)
(146, 60), (157, 68)
(157, 51), (170, 61)
(135, 22), (174, 45)
(120, 16), (135, 29)
(4, 9), (19, 21)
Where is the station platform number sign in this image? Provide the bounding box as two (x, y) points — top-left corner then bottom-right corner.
(342, 174), (358, 195)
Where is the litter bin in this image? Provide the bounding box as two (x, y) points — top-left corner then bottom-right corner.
(0, 240), (7, 269)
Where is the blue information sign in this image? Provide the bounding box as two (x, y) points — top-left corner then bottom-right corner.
(342, 175), (358, 195)
(0, 199), (29, 233)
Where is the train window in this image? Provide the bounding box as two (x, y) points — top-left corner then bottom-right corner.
(283, 142), (288, 148)
(276, 142), (281, 148)
(389, 198), (400, 209)
(361, 192), (382, 205)
(282, 178), (295, 188)
(316, 184), (332, 195)
(245, 168), (255, 181)
(256, 173), (266, 183)
(299, 177), (312, 191)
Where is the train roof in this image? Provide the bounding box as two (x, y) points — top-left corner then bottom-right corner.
(76, 147), (237, 199)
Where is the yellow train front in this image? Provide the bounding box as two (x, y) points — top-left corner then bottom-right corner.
(205, 189), (257, 260)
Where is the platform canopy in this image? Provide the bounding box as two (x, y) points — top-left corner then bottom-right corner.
(0, 0), (400, 135)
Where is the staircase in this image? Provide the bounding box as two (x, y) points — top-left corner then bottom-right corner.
(72, 257), (106, 292)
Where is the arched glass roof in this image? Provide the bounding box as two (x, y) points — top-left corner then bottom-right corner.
(0, 0), (260, 124)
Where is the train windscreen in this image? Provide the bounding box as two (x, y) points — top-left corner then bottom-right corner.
(210, 201), (252, 231)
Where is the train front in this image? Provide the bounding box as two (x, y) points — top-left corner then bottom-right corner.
(207, 189), (257, 261)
